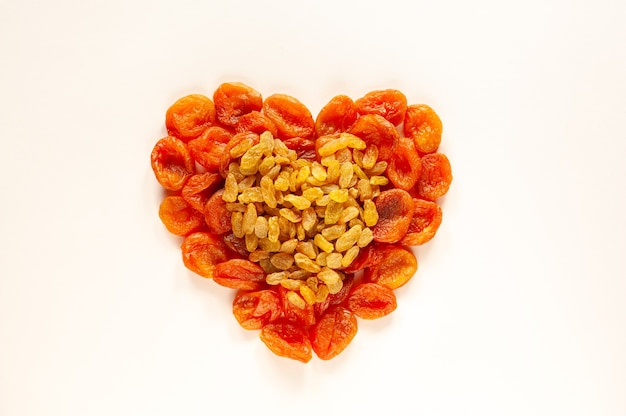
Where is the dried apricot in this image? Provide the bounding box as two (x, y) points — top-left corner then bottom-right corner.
(278, 286), (315, 327)
(348, 114), (399, 161)
(222, 232), (249, 258)
(262, 94), (315, 140)
(213, 82), (262, 126)
(311, 306), (358, 360)
(204, 189), (232, 235)
(347, 283), (397, 319)
(233, 289), (282, 330)
(188, 126), (232, 173)
(355, 89), (407, 126)
(371, 189), (414, 243)
(260, 320), (312, 363)
(181, 232), (231, 278)
(159, 196), (204, 236)
(235, 111), (278, 136)
(181, 172), (223, 212)
(151, 136), (195, 191)
(387, 136), (421, 191)
(365, 246), (417, 290)
(213, 259), (265, 290)
(315, 95), (358, 137)
(416, 153), (452, 201)
(404, 104), (442, 154)
(165, 94), (215, 141)
(401, 199), (442, 246)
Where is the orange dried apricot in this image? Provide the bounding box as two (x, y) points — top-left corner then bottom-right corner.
(401, 199), (443, 246)
(213, 82), (263, 126)
(315, 95), (358, 137)
(188, 126), (232, 173)
(181, 232), (231, 279)
(233, 289), (282, 330)
(181, 172), (222, 212)
(151, 136), (195, 191)
(387, 135), (421, 191)
(165, 94), (216, 141)
(260, 320), (312, 363)
(235, 111), (278, 137)
(371, 189), (415, 243)
(203, 189), (232, 235)
(214, 259), (266, 290)
(262, 94), (315, 140)
(355, 89), (407, 126)
(416, 153), (452, 201)
(347, 283), (397, 320)
(159, 196), (204, 236)
(404, 104), (442, 154)
(311, 306), (358, 360)
(364, 246), (417, 290)
(348, 114), (399, 161)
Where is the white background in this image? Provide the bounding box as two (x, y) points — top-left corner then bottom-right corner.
(1, 0), (625, 415)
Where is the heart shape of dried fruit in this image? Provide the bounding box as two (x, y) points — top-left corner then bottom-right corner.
(150, 83), (452, 362)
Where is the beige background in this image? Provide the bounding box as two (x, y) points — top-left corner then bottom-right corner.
(1, 0), (625, 415)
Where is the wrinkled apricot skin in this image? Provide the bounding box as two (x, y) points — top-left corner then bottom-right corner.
(365, 246), (417, 290)
(355, 89), (407, 126)
(311, 306), (358, 360)
(233, 289), (282, 330)
(348, 283), (397, 320)
(204, 189), (232, 235)
(165, 94), (216, 142)
(181, 232), (231, 278)
(151, 136), (195, 191)
(263, 94), (315, 140)
(235, 111), (278, 137)
(416, 153), (452, 201)
(401, 199), (443, 246)
(213, 259), (266, 290)
(279, 286), (316, 327)
(213, 82), (263, 126)
(181, 172), (222, 212)
(315, 95), (358, 137)
(260, 320), (312, 363)
(188, 127), (232, 173)
(348, 114), (399, 161)
(159, 196), (204, 236)
(404, 104), (442, 154)
(372, 189), (415, 243)
(387, 136), (421, 191)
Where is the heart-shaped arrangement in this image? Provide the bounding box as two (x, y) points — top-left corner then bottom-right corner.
(150, 83), (452, 362)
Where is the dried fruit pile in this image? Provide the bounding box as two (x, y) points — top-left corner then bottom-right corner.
(150, 83), (452, 362)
